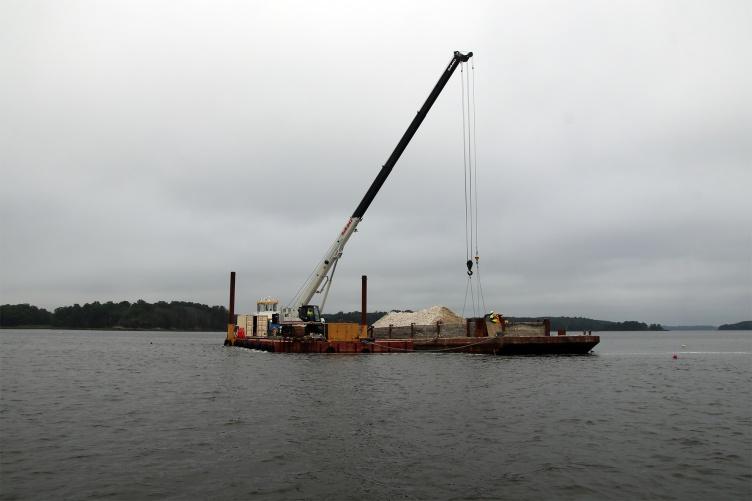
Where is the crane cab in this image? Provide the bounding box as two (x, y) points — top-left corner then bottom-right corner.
(278, 304), (325, 337)
(280, 304), (322, 323)
(298, 305), (321, 323)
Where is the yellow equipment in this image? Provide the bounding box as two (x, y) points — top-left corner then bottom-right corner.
(326, 323), (363, 342)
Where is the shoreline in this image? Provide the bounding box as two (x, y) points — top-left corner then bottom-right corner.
(0, 326), (224, 333)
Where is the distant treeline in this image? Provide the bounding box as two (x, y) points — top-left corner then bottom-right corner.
(510, 316), (665, 331)
(663, 325), (716, 331)
(325, 311), (664, 331)
(1, 302), (228, 331)
(3, 304), (674, 332)
(324, 311), (391, 325)
(718, 321), (752, 330)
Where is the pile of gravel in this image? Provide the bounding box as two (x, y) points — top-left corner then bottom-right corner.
(372, 306), (464, 328)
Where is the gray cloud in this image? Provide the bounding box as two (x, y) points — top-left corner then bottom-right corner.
(1, 0), (750, 325)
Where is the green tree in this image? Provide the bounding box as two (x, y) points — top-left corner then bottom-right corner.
(0, 304), (53, 327)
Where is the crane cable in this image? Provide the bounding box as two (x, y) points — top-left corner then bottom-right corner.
(460, 62), (470, 275)
(460, 61), (475, 318)
(471, 57), (487, 315)
(460, 59), (486, 318)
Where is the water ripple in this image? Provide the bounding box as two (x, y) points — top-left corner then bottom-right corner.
(1, 329), (750, 500)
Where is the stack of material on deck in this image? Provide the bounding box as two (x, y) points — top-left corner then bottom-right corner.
(505, 322), (546, 337)
(373, 306), (464, 328)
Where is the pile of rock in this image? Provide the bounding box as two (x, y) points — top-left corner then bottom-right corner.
(372, 306), (464, 327)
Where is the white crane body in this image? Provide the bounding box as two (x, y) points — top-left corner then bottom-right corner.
(277, 51), (474, 329)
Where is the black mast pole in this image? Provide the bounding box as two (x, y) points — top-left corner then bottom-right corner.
(351, 51), (473, 219)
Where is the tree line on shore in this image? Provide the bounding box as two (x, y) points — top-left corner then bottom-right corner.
(0, 301), (228, 331)
(718, 320), (752, 330)
(324, 311), (666, 331)
(509, 316), (665, 331)
(3, 302), (724, 332)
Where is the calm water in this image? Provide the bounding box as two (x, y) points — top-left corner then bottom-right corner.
(1, 329), (750, 500)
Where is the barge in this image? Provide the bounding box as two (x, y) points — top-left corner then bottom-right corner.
(228, 334), (600, 355)
(224, 294), (600, 355)
(221, 52), (601, 356)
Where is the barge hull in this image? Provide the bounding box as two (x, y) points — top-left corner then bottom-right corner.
(229, 335), (599, 355)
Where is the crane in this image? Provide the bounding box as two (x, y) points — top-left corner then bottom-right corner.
(281, 51), (474, 330)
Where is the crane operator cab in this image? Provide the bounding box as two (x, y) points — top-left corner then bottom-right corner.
(279, 304), (325, 337)
(298, 305), (321, 323)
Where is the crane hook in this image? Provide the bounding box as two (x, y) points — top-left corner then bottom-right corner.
(466, 259), (473, 276)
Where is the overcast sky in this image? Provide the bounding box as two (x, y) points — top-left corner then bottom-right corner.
(1, 0), (750, 325)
